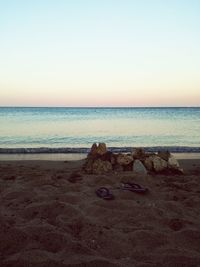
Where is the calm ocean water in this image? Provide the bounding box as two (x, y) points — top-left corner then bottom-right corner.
(0, 107), (199, 151)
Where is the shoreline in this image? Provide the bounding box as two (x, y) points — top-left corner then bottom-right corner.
(0, 146), (200, 154)
(0, 152), (200, 161)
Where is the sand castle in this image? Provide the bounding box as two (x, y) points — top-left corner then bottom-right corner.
(83, 143), (183, 175)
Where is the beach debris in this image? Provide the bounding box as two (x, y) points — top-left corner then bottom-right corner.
(96, 183), (148, 200)
(96, 187), (115, 200)
(83, 143), (183, 174)
(133, 160), (148, 175)
(120, 182), (148, 194)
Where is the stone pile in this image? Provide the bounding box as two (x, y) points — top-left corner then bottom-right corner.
(82, 143), (183, 175)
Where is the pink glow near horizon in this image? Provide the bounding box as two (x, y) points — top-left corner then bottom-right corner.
(1, 94), (199, 107)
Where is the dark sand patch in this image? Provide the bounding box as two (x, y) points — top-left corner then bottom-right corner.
(0, 159), (200, 266)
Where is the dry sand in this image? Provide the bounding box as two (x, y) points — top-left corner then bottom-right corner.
(0, 158), (200, 267)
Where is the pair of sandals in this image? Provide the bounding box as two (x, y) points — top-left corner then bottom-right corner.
(96, 182), (148, 200)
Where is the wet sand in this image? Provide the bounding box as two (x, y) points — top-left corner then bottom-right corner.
(0, 158), (200, 267)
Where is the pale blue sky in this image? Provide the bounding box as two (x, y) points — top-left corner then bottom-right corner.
(0, 0), (200, 106)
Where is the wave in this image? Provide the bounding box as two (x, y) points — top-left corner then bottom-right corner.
(0, 146), (200, 154)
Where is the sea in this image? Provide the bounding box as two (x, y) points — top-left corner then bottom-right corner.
(0, 107), (200, 154)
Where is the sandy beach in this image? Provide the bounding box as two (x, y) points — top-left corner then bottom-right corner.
(1, 0), (200, 265)
(0, 156), (200, 267)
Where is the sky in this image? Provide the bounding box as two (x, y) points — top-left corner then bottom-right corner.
(0, 0), (200, 107)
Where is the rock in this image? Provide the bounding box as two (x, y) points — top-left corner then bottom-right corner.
(110, 154), (117, 165)
(168, 155), (184, 174)
(168, 155), (180, 169)
(116, 153), (133, 166)
(90, 143), (98, 155)
(144, 157), (154, 171)
(113, 164), (124, 172)
(132, 148), (146, 159)
(92, 159), (112, 174)
(123, 161), (134, 171)
(84, 144), (183, 175)
(144, 154), (183, 174)
(101, 151), (113, 162)
(133, 160), (148, 175)
(87, 143), (107, 159)
(96, 143), (107, 155)
(82, 158), (93, 174)
(153, 156), (168, 172)
(158, 150), (171, 161)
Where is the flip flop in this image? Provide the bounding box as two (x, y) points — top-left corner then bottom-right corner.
(121, 182), (148, 194)
(96, 187), (115, 200)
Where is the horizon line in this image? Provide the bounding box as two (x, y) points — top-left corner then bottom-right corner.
(0, 105), (199, 108)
